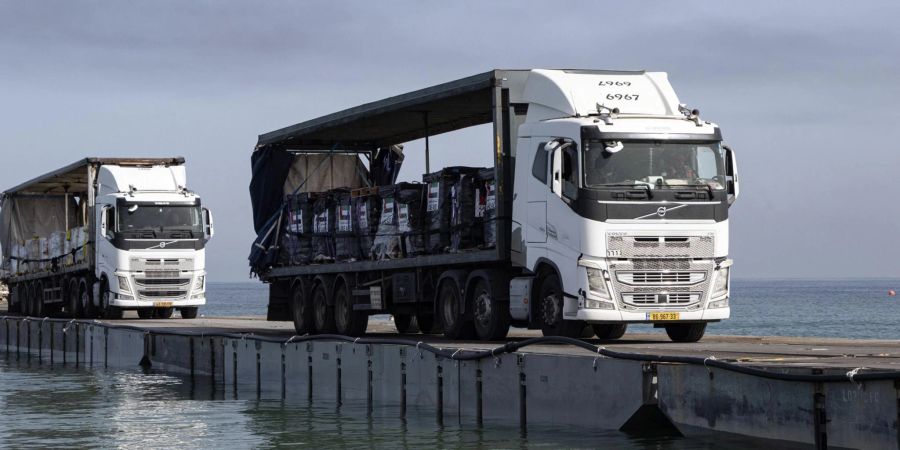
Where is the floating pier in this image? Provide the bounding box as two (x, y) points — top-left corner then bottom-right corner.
(1, 315), (898, 449)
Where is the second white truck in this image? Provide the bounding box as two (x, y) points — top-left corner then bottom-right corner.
(0, 157), (213, 319)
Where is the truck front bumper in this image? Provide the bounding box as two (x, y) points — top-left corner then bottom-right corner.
(575, 304), (730, 323)
(111, 296), (206, 308)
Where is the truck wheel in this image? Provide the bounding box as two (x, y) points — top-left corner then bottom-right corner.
(180, 307), (199, 319)
(592, 324), (627, 340)
(312, 282), (336, 334)
(137, 308), (155, 319)
(471, 278), (510, 341)
(156, 307), (174, 319)
(439, 280), (475, 339)
(416, 314), (440, 334)
(80, 278), (97, 319)
(334, 282), (367, 336)
(23, 283), (34, 316)
(33, 280), (44, 317)
(290, 281), (313, 334)
(538, 274), (587, 338)
(393, 314), (416, 333)
(67, 278), (82, 318)
(99, 279), (123, 320)
(10, 284), (23, 314)
(665, 323), (707, 343)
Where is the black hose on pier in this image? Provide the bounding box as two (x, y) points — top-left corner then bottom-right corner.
(6, 316), (898, 384)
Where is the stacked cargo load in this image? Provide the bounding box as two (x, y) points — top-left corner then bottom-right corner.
(449, 169), (482, 252)
(351, 187), (380, 260)
(280, 193), (314, 266)
(311, 193), (336, 262)
(372, 185), (401, 260)
(333, 189), (360, 262)
(476, 168), (498, 249)
(396, 183), (426, 257)
(422, 167), (480, 254)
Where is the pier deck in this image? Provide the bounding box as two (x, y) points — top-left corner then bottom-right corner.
(2, 314), (898, 449)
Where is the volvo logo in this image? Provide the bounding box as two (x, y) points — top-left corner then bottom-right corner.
(159, 241), (167, 249)
(634, 204), (689, 220)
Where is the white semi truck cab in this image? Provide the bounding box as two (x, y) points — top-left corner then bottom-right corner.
(1, 157), (213, 320)
(510, 70), (738, 341)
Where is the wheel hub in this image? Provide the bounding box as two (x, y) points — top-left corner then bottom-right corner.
(474, 292), (492, 327)
(542, 295), (560, 326)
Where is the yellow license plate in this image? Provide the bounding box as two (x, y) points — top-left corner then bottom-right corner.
(647, 312), (680, 321)
(153, 301), (174, 307)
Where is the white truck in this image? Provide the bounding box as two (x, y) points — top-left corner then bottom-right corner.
(250, 69), (738, 342)
(0, 157), (213, 319)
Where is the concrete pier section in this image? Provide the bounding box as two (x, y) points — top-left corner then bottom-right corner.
(1, 315), (898, 449)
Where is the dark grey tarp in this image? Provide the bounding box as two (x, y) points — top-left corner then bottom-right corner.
(249, 146), (294, 234)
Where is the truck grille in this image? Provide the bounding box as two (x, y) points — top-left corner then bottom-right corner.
(130, 257), (195, 272)
(138, 290), (187, 298)
(609, 259), (714, 310)
(617, 271), (705, 285)
(607, 233), (714, 259)
(135, 278), (190, 286)
(623, 293), (699, 305)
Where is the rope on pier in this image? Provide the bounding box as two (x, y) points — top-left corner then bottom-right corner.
(5, 315), (900, 384)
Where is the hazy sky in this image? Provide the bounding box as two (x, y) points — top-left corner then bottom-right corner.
(1, 1), (898, 281)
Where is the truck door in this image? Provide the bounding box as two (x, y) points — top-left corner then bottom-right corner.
(526, 139), (548, 244)
(547, 140), (581, 255)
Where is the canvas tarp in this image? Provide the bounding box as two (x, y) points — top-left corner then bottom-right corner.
(0, 194), (81, 262)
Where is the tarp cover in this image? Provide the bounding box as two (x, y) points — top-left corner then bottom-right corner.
(249, 146), (294, 234)
(0, 195), (80, 262)
(283, 154), (366, 196)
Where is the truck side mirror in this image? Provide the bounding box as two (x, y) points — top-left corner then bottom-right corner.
(551, 146), (562, 196)
(202, 207), (214, 240)
(724, 145), (739, 205)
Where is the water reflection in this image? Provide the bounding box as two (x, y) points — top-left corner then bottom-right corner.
(0, 355), (795, 449)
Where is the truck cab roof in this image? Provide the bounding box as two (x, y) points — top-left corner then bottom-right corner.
(2, 157), (185, 196)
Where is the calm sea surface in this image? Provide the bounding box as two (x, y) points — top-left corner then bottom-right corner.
(0, 279), (896, 449)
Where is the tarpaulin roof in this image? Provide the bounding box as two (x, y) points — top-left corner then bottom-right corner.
(3, 157), (185, 196)
(256, 70), (529, 150)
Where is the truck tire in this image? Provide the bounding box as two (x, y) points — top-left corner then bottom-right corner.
(290, 280), (313, 334)
(665, 323), (706, 343)
(80, 277), (97, 319)
(23, 283), (33, 316)
(33, 280), (44, 317)
(67, 278), (82, 318)
(538, 274), (587, 338)
(393, 314), (416, 334)
(471, 278), (510, 341)
(180, 307), (199, 319)
(156, 307), (174, 319)
(10, 284), (22, 314)
(592, 324), (627, 340)
(99, 279), (123, 320)
(438, 279), (475, 339)
(416, 314), (440, 334)
(137, 308), (155, 319)
(333, 281), (367, 336)
(312, 282), (336, 334)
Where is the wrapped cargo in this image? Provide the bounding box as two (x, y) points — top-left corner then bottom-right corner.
(334, 189), (360, 262)
(423, 167), (480, 254)
(476, 168), (498, 249)
(397, 183), (426, 257)
(311, 193), (336, 262)
(352, 188), (380, 260)
(449, 170), (482, 252)
(372, 186), (401, 260)
(279, 193), (314, 266)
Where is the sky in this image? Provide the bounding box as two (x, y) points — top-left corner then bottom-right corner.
(1, 1), (898, 281)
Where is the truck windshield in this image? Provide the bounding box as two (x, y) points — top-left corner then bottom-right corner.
(584, 140), (726, 189)
(118, 205), (202, 236)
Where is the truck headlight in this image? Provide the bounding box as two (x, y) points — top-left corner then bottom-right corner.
(712, 267), (729, 296)
(194, 275), (205, 292)
(117, 276), (132, 294)
(584, 298), (616, 310)
(585, 267), (610, 299)
(708, 297), (729, 309)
